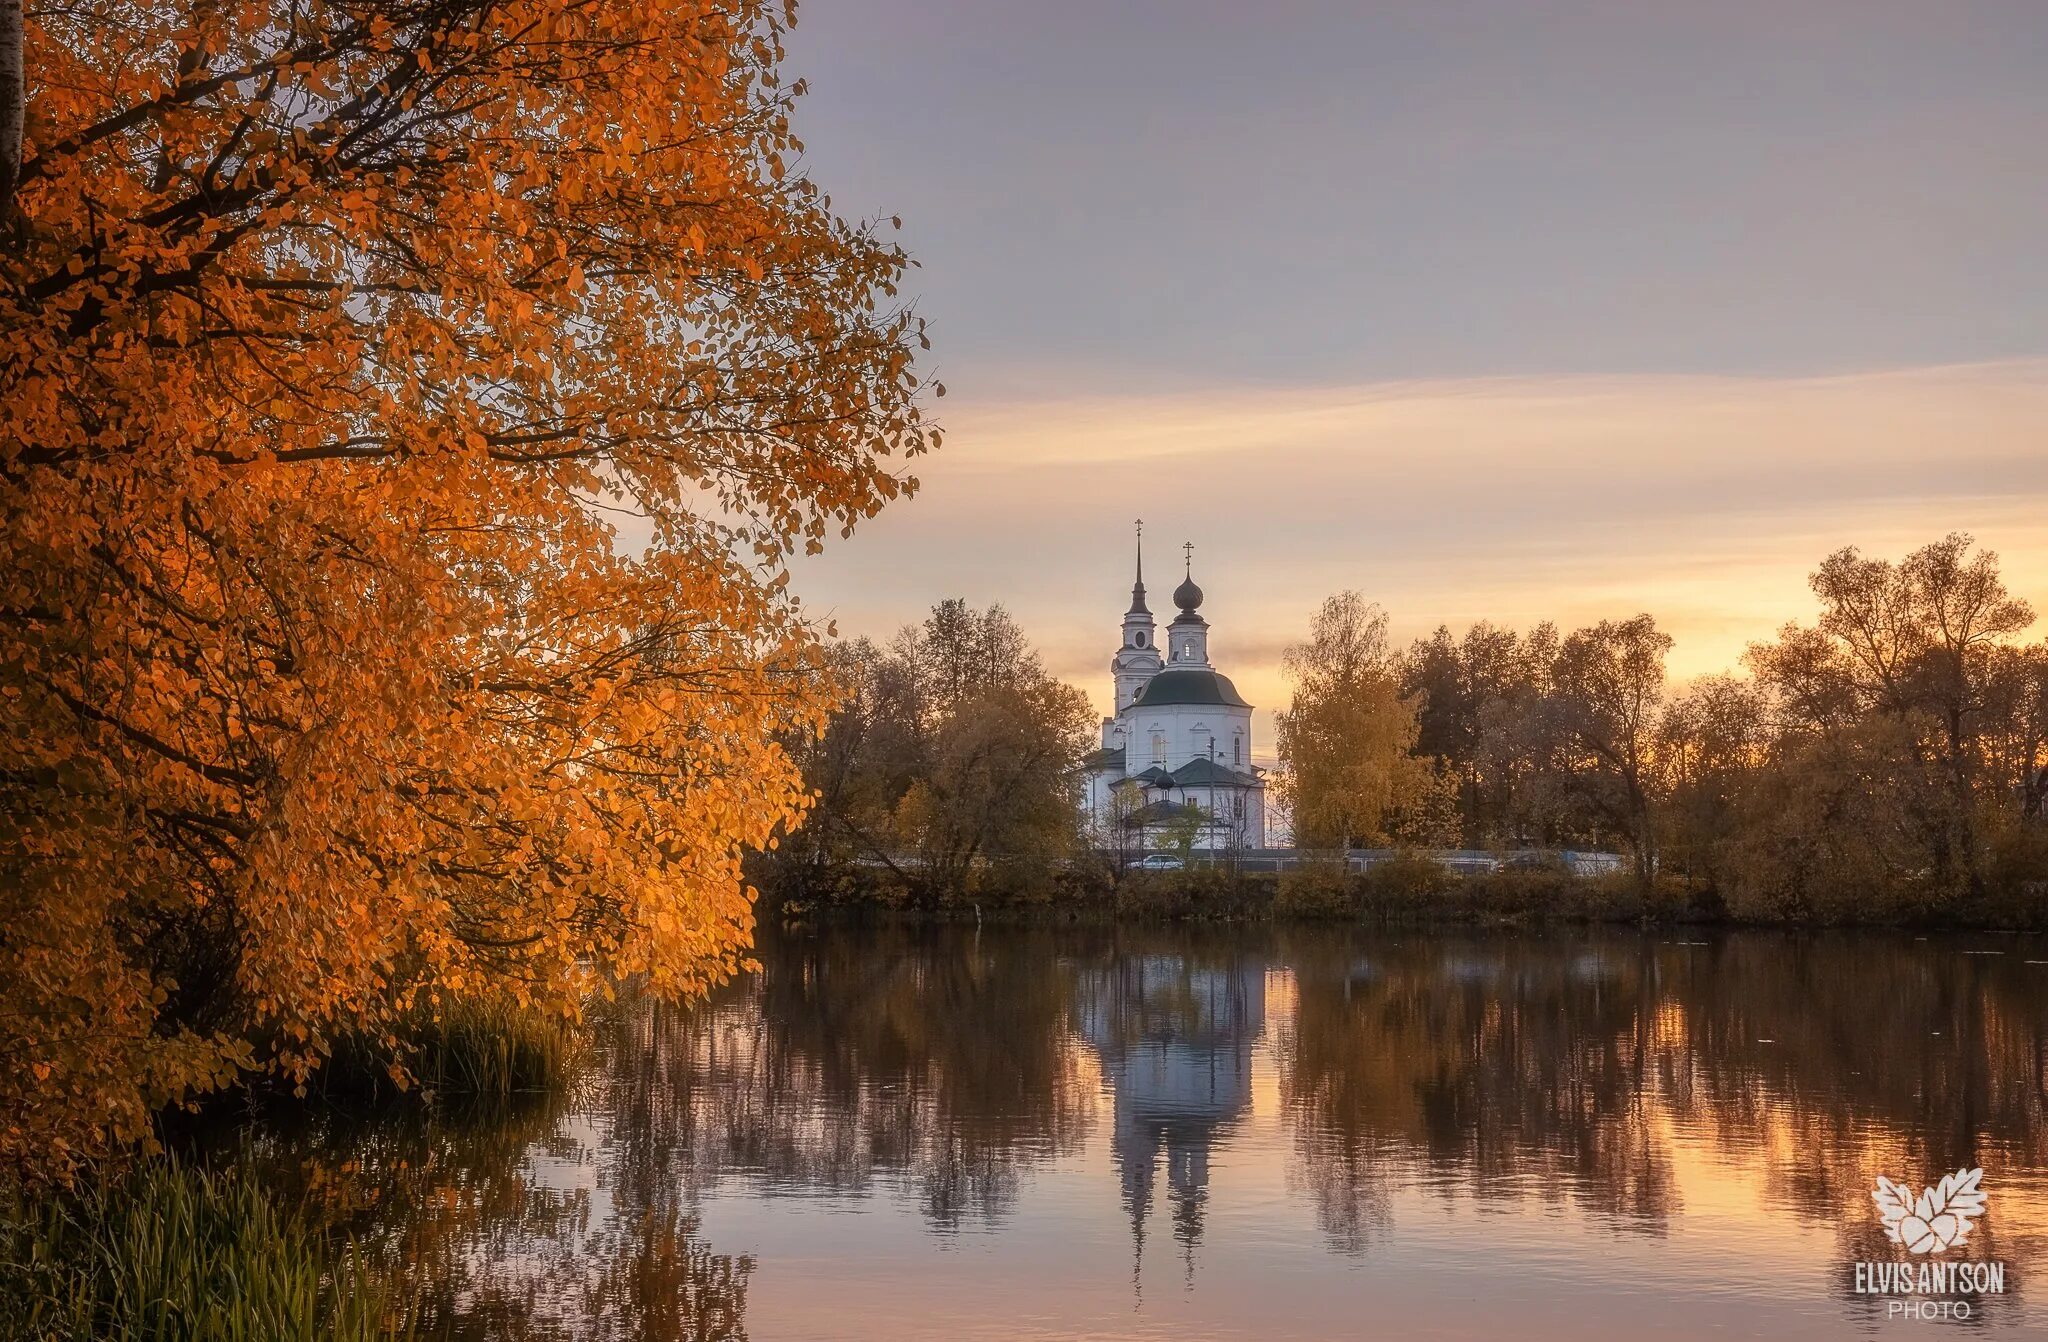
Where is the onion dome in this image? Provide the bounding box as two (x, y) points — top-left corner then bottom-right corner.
(1173, 542), (1204, 611)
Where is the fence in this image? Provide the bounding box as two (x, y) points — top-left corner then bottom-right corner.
(1182, 848), (1627, 878)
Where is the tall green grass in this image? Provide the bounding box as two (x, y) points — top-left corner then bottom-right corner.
(0, 1156), (401, 1341)
(408, 995), (579, 1099)
(313, 993), (582, 1104)
(0, 997), (582, 1338)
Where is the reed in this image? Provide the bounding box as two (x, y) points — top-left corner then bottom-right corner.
(407, 994), (580, 1099)
(308, 991), (583, 1105)
(0, 1155), (400, 1341)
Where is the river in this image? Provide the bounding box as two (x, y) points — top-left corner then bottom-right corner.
(241, 925), (2048, 1339)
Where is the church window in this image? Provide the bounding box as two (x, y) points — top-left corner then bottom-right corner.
(1134, 631), (1146, 647)
(1233, 734), (1242, 765)
(1149, 731), (1166, 766)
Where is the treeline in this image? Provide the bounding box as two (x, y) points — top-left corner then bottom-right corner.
(776, 600), (1097, 906)
(1285, 533), (2046, 921)
(772, 534), (2045, 927)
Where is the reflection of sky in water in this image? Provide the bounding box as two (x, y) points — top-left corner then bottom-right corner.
(266, 930), (2048, 1339)
(689, 969), (1853, 1335)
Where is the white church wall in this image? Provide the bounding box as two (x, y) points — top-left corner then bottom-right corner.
(1138, 703), (1252, 771)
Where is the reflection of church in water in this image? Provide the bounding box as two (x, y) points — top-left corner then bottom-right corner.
(1073, 951), (1267, 1285)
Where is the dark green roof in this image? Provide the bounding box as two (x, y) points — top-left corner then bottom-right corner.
(1131, 666), (1249, 709)
(1164, 757), (1260, 787)
(1127, 799), (1206, 826)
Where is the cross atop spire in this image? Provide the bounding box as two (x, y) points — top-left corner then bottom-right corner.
(1182, 540), (1194, 577)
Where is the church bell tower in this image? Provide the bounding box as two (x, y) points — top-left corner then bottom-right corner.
(1167, 542), (1210, 666)
(1112, 521), (1164, 713)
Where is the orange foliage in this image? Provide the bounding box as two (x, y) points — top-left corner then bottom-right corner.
(0, 0), (935, 1177)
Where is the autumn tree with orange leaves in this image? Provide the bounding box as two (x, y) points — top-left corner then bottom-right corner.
(0, 0), (937, 1178)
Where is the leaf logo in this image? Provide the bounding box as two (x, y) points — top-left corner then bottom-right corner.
(1873, 1168), (1987, 1255)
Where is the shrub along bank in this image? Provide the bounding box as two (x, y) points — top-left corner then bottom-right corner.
(762, 854), (2048, 931)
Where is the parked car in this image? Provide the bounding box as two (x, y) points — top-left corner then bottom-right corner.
(1135, 853), (1185, 871)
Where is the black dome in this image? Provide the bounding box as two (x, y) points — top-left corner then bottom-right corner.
(1172, 575), (1203, 610)
(1131, 666), (1248, 709)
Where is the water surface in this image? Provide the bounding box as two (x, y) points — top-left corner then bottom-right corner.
(256, 927), (2048, 1339)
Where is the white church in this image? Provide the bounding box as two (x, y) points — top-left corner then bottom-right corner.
(1081, 528), (1268, 851)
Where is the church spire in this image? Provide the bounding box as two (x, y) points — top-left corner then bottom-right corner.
(1127, 519), (1151, 615)
(1112, 522), (1164, 714)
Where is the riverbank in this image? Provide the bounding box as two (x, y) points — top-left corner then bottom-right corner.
(0, 993), (584, 1340)
(0, 1156), (397, 1341)
(765, 855), (2048, 931)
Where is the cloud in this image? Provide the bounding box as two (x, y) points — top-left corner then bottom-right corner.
(785, 360), (2048, 740)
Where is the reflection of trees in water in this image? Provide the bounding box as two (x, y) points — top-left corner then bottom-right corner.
(248, 926), (1093, 1338)
(1647, 936), (2048, 1321)
(236, 927), (2048, 1329)
(244, 1083), (752, 1340)
(602, 926), (1096, 1230)
(1281, 934), (1678, 1252)
(1279, 930), (2048, 1318)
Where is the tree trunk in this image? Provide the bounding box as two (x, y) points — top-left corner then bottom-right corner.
(1945, 705), (1981, 894)
(1628, 781), (1656, 895)
(0, 0), (23, 224)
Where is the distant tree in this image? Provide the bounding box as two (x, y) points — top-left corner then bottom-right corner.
(1159, 805), (1208, 863)
(1099, 778), (1149, 874)
(1750, 533), (2032, 898)
(1982, 643), (2048, 825)
(1215, 788), (1260, 875)
(775, 640), (892, 890)
(1276, 593), (1427, 850)
(1529, 615), (1672, 888)
(1390, 762), (1464, 848)
(1656, 675), (1768, 892)
(1404, 621), (1553, 844)
(795, 602), (1094, 904)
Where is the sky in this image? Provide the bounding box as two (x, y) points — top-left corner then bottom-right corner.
(768, 1), (2048, 754)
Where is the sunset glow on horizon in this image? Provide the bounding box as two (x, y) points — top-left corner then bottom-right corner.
(790, 358), (2048, 759)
